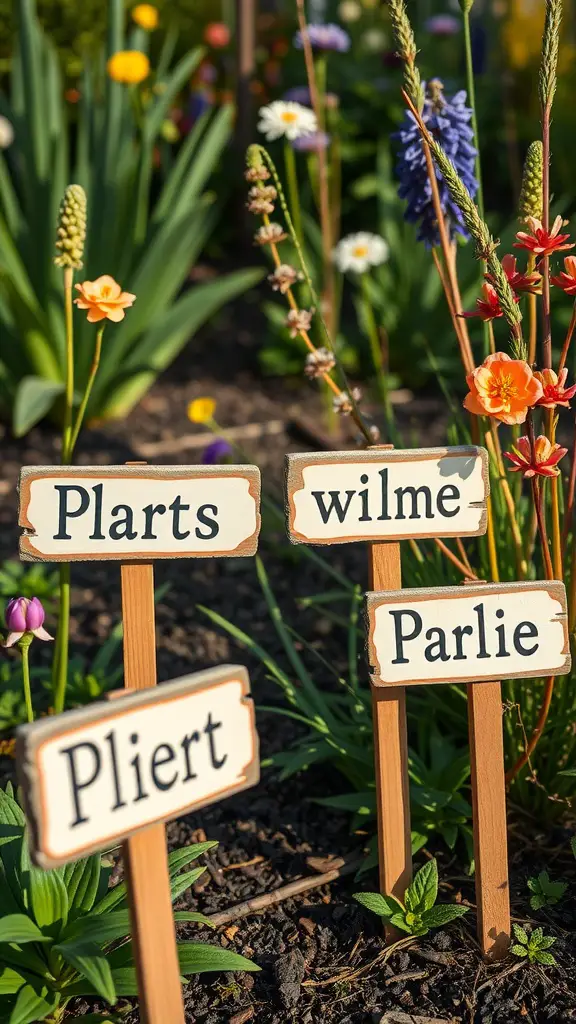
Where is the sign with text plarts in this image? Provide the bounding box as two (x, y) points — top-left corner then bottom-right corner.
(18, 465), (261, 562)
(17, 665), (259, 869)
(285, 446), (489, 545)
(367, 581), (570, 687)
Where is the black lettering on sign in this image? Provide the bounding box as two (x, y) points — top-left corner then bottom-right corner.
(513, 621), (539, 655)
(142, 504), (167, 540)
(54, 485), (90, 540)
(109, 505), (137, 541)
(195, 504), (219, 539)
(394, 485), (433, 521)
(169, 496), (191, 540)
(389, 609), (422, 664)
(61, 741), (101, 827)
(311, 490), (356, 524)
(150, 743), (178, 791)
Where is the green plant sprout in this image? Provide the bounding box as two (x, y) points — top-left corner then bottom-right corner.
(527, 870), (568, 910)
(353, 858), (469, 937)
(511, 924), (557, 966)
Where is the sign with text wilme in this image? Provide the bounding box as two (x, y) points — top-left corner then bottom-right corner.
(17, 665), (259, 869)
(286, 446), (489, 545)
(19, 464), (261, 561)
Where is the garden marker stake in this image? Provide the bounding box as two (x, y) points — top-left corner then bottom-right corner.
(285, 444), (490, 939)
(17, 459), (262, 1021)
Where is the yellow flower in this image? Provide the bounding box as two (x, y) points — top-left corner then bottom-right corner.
(132, 4), (159, 30)
(0, 738), (16, 758)
(188, 397), (216, 423)
(107, 50), (150, 85)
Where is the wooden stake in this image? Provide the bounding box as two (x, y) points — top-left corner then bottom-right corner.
(121, 561), (186, 1024)
(369, 540), (412, 924)
(467, 680), (510, 960)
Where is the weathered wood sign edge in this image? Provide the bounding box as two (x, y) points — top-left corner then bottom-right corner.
(18, 464), (261, 562)
(366, 580), (571, 687)
(16, 664), (259, 869)
(285, 445), (490, 545)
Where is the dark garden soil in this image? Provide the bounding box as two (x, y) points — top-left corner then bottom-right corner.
(1, 296), (576, 1022)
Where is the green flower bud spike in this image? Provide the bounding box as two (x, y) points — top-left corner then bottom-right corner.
(518, 142), (544, 223)
(54, 183), (87, 270)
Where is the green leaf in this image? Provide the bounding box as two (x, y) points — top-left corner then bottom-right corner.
(537, 935), (557, 950)
(511, 945), (528, 957)
(571, 836), (576, 860)
(12, 377), (64, 437)
(405, 858), (438, 913)
(353, 891), (404, 919)
(67, 1016), (120, 1024)
(171, 866), (206, 902)
(421, 904), (469, 928)
(512, 923), (529, 945)
(0, 966), (26, 995)
(173, 911), (215, 929)
(534, 950), (557, 966)
(60, 909), (132, 946)
(25, 861), (68, 932)
(56, 940), (116, 1004)
(0, 790), (25, 828)
(177, 942), (260, 974)
(8, 983), (58, 1024)
(388, 912), (414, 934)
(0, 914), (50, 944)
(63, 855), (102, 917)
(167, 842), (218, 878)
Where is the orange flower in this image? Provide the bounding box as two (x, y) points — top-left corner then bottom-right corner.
(551, 255), (576, 295)
(74, 275), (136, 323)
(514, 215), (574, 259)
(107, 50), (150, 85)
(534, 368), (576, 408)
(463, 352), (543, 425)
(504, 435), (567, 478)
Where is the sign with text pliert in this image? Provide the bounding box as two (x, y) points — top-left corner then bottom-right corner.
(18, 465), (261, 562)
(285, 446), (489, 545)
(16, 666), (259, 868)
(367, 581), (571, 687)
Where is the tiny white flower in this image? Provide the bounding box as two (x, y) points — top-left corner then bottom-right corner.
(361, 27), (388, 52)
(332, 232), (389, 274)
(257, 101), (318, 142)
(0, 116), (14, 150)
(338, 0), (362, 21)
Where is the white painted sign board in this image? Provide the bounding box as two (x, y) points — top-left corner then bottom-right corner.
(18, 465), (261, 561)
(16, 665), (259, 868)
(285, 447), (489, 545)
(367, 581), (570, 687)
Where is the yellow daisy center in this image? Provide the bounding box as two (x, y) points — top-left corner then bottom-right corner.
(281, 111), (298, 123)
(352, 245), (369, 258)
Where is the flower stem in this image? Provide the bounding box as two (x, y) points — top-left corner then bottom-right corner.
(527, 254), (538, 364)
(68, 327), (105, 457)
(486, 421), (527, 577)
(557, 299), (576, 374)
(548, 409), (563, 578)
(21, 642), (34, 723)
(360, 272), (392, 422)
(486, 494), (500, 582)
(53, 564), (70, 715)
(283, 141), (303, 248)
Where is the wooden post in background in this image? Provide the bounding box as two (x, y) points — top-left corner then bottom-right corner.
(121, 561), (186, 1024)
(369, 540), (412, 920)
(468, 680), (510, 960)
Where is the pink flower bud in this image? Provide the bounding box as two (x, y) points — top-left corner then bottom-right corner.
(3, 596), (53, 647)
(5, 597), (29, 633)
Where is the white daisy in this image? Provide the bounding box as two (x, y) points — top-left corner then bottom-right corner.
(257, 101), (318, 142)
(332, 232), (389, 274)
(0, 116), (14, 150)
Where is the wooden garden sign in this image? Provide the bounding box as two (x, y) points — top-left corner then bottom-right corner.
(17, 463), (262, 1024)
(284, 444), (568, 959)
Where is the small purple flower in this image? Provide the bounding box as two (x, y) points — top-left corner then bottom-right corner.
(283, 86), (312, 106)
(4, 597), (53, 648)
(424, 14), (460, 36)
(294, 24), (351, 53)
(202, 438), (233, 464)
(292, 131), (331, 152)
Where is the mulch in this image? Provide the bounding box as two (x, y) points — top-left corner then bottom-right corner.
(1, 300), (575, 1022)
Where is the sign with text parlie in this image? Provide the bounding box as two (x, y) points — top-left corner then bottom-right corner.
(16, 665), (259, 869)
(18, 465), (261, 562)
(285, 446), (489, 545)
(367, 581), (571, 687)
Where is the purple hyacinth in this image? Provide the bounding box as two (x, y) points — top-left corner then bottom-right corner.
(294, 24), (351, 52)
(202, 438), (232, 464)
(292, 131), (331, 152)
(394, 79), (478, 248)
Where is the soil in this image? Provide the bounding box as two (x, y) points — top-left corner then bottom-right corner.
(1, 296), (575, 1023)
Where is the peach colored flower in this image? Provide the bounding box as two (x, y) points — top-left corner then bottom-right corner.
(534, 367), (576, 408)
(463, 351), (543, 425)
(551, 255), (576, 295)
(504, 435), (567, 478)
(74, 275), (136, 323)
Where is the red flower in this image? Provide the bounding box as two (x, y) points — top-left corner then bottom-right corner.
(485, 254), (541, 295)
(504, 435), (567, 478)
(460, 282), (517, 322)
(533, 367), (576, 408)
(551, 255), (576, 295)
(514, 215), (574, 259)
(204, 22), (230, 48)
